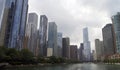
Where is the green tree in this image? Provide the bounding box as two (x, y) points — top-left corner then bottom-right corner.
(6, 48), (20, 61)
(20, 49), (34, 62)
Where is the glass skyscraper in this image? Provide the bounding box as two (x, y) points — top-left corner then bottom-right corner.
(0, 0), (5, 28)
(39, 15), (48, 56)
(8, 0), (28, 50)
(0, 0), (16, 47)
(47, 22), (57, 57)
(83, 27), (91, 61)
(57, 32), (63, 57)
(112, 12), (120, 53)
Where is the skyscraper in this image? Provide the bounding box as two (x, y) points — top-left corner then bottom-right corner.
(47, 22), (57, 57)
(0, 0), (10, 47)
(70, 45), (78, 60)
(102, 24), (116, 56)
(0, 0), (28, 49)
(39, 15), (48, 56)
(112, 12), (120, 53)
(0, 0), (5, 28)
(8, 0), (28, 50)
(25, 13), (38, 55)
(95, 39), (104, 60)
(62, 37), (70, 59)
(57, 32), (63, 57)
(79, 43), (84, 61)
(83, 27), (91, 61)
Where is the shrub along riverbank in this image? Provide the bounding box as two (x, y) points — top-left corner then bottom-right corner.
(0, 47), (79, 65)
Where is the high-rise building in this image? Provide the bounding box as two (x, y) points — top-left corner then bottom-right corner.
(95, 39), (104, 60)
(102, 24), (116, 56)
(79, 43), (84, 61)
(57, 32), (62, 57)
(0, 0), (10, 47)
(39, 15), (48, 56)
(25, 13), (38, 55)
(0, 0), (5, 28)
(6, 0), (29, 50)
(112, 12), (120, 53)
(83, 27), (91, 61)
(0, 0), (28, 49)
(47, 22), (57, 57)
(62, 37), (70, 59)
(70, 45), (78, 60)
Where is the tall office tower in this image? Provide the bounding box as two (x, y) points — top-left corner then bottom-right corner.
(36, 30), (40, 56)
(0, 0), (16, 47)
(39, 15), (48, 56)
(57, 32), (63, 57)
(62, 37), (70, 59)
(0, 0), (5, 28)
(112, 12), (120, 53)
(79, 43), (84, 61)
(102, 24), (116, 56)
(25, 13), (38, 55)
(70, 45), (78, 60)
(83, 27), (91, 61)
(5, 0), (29, 50)
(18, 0), (28, 50)
(47, 22), (57, 57)
(95, 39), (104, 60)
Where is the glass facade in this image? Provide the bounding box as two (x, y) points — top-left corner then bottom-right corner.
(112, 12), (120, 53)
(39, 15), (48, 56)
(83, 27), (91, 61)
(0, 0), (5, 28)
(9, 0), (28, 50)
(48, 22), (57, 56)
(57, 32), (62, 57)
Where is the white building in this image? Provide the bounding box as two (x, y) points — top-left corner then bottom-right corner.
(83, 27), (91, 61)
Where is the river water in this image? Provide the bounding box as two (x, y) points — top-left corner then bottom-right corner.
(4, 63), (120, 70)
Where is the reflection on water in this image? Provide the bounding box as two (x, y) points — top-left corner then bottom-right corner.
(4, 63), (120, 70)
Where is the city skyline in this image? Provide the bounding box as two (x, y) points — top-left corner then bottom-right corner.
(28, 0), (120, 50)
(0, 0), (120, 65)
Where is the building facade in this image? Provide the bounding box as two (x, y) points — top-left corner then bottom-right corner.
(62, 37), (70, 59)
(0, 0), (28, 50)
(47, 22), (57, 57)
(57, 32), (62, 57)
(25, 13), (38, 55)
(8, 0), (28, 50)
(70, 45), (78, 60)
(79, 43), (84, 61)
(95, 39), (104, 60)
(112, 12), (120, 53)
(83, 27), (91, 61)
(0, 0), (6, 28)
(102, 24), (116, 56)
(39, 15), (48, 56)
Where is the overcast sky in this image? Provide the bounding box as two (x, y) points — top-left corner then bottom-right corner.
(28, 0), (120, 50)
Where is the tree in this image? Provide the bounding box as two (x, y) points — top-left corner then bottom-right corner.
(6, 48), (20, 61)
(20, 49), (34, 62)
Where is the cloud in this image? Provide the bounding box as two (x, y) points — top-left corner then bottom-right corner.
(28, 0), (119, 50)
